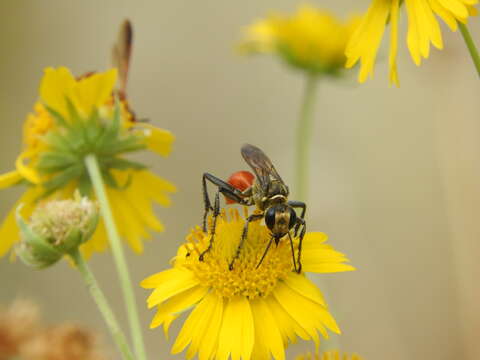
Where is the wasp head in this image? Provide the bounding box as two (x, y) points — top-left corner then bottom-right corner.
(264, 204), (297, 244)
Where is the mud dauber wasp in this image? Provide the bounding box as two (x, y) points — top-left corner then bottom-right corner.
(199, 144), (307, 273)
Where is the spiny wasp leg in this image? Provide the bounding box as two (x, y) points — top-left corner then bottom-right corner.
(295, 217), (306, 274)
(288, 200), (306, 237)
(229, 213), (263, 270)
(202, 173), (246, 232)
(288, 232), (298, 272)
(199, 191), (220, 261)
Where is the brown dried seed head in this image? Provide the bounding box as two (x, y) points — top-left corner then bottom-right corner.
(0, 299), (40, 360)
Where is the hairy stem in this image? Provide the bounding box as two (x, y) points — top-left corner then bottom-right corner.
(69, 248), (134, 360)
(85, 154), (147, 360)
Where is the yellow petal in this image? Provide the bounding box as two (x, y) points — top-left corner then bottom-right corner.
(73, 69), (118, 116)
(0, 187), (41, 257)
(150, 285), (208, 329)
(217, 296), (254, 360)
(80, 219), (109, 258)
(283, 273), (326, 307)
(273, 282), (321, 349)
(251, 298), (285, 360)
(266, 293), (310, 345)
(198, 294), (224, 360)
(108, 187), (146, 253)
(345, 0), (390, 82)
(39, 67), (76, 118)
(430, 0), (459, 30)
(172, 292), (220, 355)
(185, 294), (223, 360)
(136, 122), (175, 157)
(15, 151), (41, 184)
(389, 0), (400, 86)
(146, 268), (199, 308)
(141, 268), (180, 289)
(0, 171), (23, 190)
(163, 314), (178, 339)
(438, 0), (469, 18)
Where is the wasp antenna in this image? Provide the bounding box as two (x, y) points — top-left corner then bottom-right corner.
(256, 237), (274, 269)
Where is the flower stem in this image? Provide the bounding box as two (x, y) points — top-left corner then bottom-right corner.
(458, 22), (480, 77)
(84, 154), (147, 360)
(69, 248), (134, 360)
(295, 73), (319, 201)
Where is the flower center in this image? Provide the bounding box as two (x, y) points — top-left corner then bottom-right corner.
(179, 208), (295, 299)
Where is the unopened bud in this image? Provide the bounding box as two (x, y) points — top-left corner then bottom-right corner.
(16, 195), (99, 269)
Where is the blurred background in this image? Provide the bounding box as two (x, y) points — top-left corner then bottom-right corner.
(0, 1), (479, 359)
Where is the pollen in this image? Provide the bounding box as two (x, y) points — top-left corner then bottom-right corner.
(179, 208), (295, 300)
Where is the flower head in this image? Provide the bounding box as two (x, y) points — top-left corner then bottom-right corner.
(295, 350), (363, 360)
(0, 66), (175, 259)
(346, 0), (478, 85)
(16, 195), (99, 268)
(142, 209), (354, 360)
(240, 5), (360, 76)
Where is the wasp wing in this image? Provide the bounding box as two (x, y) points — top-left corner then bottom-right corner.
(112, 19), (133, 99)
(241, 144), (284, 190)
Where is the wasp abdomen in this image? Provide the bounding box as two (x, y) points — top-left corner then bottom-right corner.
(225, 171), (254, 204)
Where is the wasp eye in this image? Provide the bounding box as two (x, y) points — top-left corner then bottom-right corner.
(265, 207), (276, 230)
(288, 208), (297, 229)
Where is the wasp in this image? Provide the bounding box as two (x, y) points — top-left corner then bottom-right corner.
(200, 144), (307, 273)
(111, 19), (138, 121)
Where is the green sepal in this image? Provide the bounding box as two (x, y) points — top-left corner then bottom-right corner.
(101, 157), (146, 171)
(44, 105), (69, 128)
(16, 209), (63, 269)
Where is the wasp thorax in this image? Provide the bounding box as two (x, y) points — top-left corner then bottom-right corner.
(265, 204), (297, 239)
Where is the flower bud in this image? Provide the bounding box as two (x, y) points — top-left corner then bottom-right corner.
(16, 195), (99, 269)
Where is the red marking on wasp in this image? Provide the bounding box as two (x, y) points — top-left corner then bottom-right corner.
(225, 171), (254, 204)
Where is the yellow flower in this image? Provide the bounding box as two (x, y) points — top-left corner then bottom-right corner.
(141, 209), (355, 360)
(346, 0), (478, 85)
(0, 67), (175, 259)
(295, 350), (363, 360)
(240, 5), (360, 75)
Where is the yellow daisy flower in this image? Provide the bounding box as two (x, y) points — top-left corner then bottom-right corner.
(0, 67), (175, 258)
(295, 350), (363, 360)
(240, 5), (360, 76)
(346, 0), (478, 85)
(141, 209), (355, 360)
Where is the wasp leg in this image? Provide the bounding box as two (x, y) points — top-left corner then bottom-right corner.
(256, 236), (274, 269)
(287, 232), (298, 272)
(229, 213), (263, 270)
(202, 173), (249, 232)
(199, 191), (220, 261)
(202, 174), (214, 232)
(295, 217), (306, 274)
(288, 200), (307, 237)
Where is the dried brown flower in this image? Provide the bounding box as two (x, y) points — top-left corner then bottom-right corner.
(20, 323), (107, 360)
(0, 299), (40, 360)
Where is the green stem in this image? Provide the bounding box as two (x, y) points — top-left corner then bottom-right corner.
(85, 154), (147, 360)
(295, 73), (319, 201)
(459, 22), (480, 77)
(294, 73), (342, 351)
(69, 248), (134, 360)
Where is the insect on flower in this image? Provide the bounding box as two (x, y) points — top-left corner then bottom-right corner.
(111, 19), (138, 122)
(200, 144), (307, 273)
